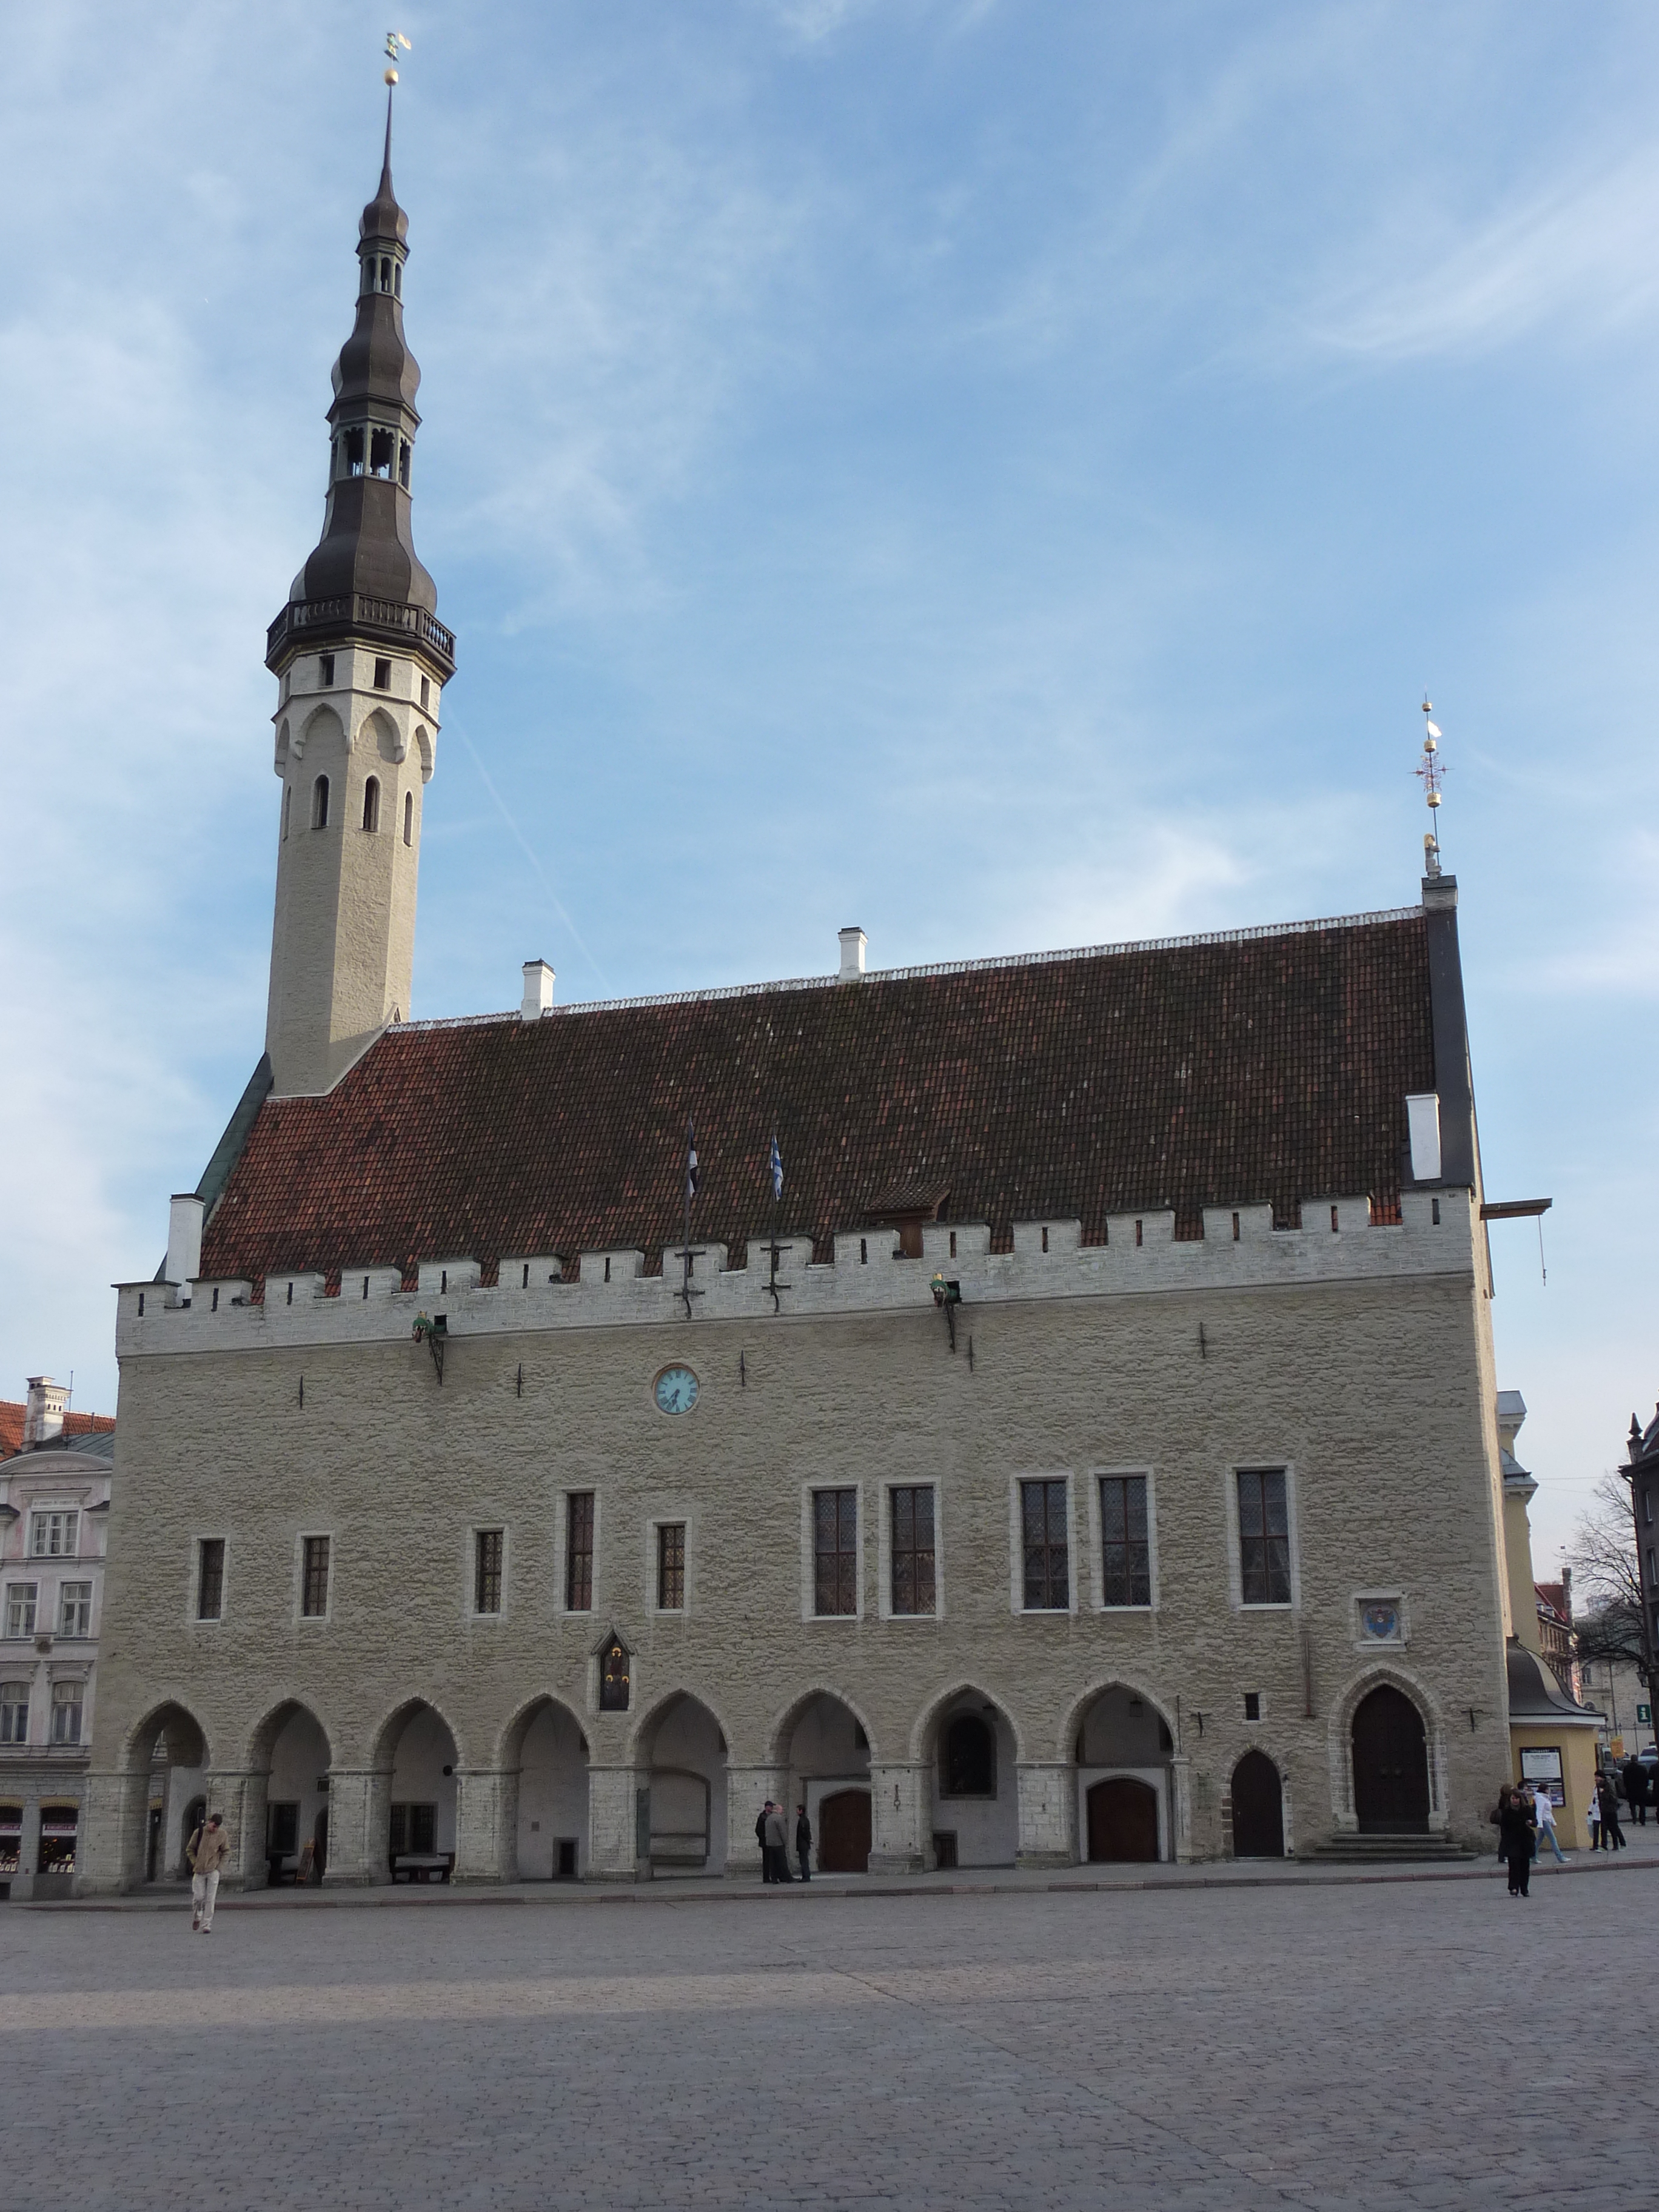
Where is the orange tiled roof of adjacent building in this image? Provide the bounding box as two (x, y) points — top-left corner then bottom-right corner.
(0, 1402), (116, 1460)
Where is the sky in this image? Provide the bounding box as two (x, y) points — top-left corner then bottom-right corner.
(1, 1), (1655, 1572)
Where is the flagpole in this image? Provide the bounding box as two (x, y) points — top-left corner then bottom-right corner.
(682, 1116), (694, 1321)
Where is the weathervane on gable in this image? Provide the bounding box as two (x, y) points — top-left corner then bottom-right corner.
(1416, 697), (1446, 878)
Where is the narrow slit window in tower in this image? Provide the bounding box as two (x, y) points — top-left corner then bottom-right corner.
(369, 427), (395, 478)
(318, 654), (334, 687)
(393, 263), (401, 297)
(311, 776), (329, 831)
(373, 657), (393, 691)
(362, 777), (380, 833)
(379, 255), (392, 293)
(343, 426), (364, 477)
(403, 789), (413, 845)
(420, 675), (430, 709)
(398, 440), (411, 489)
(282, 785), (292, 841)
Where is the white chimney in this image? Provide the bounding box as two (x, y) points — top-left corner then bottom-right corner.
(166, 1193), (204, 1292)
(1406, 1093), (1442, 1182)
(521, 960), (555, 1021)
(22, 1376), (68, 1446)
(837, 927), (867, 982)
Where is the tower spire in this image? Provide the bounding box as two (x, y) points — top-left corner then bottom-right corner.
(261, 65), (455, 1099)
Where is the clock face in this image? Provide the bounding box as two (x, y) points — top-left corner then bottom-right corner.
(654, 1365), (700, 1416)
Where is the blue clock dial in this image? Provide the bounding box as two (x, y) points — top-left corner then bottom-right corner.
(654, 1366), (699, 1415)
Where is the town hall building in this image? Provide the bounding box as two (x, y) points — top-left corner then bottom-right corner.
(81, 114), (1529, 1892)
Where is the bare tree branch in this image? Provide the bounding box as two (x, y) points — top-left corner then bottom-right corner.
(1567, 1471), (1642, 1615)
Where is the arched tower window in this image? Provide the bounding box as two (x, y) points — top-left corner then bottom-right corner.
(361, 777), (380, 833)
(311, 776), (330, 831)
(403, 789), (413, 846)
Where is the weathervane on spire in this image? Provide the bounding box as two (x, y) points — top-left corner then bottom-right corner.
(384, 29), (411, 85)
(1416, 696), (1446, 879)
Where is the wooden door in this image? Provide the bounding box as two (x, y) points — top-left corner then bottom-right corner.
(1230, 1751), (1284, 1858)
(818, 1788), (872, 1872)
(1352, 1686), (1430, 1832)
(1087, 1777), (1159, 1862)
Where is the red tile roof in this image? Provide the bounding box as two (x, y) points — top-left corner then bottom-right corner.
(0, 1401), (116, 1459)
(201, 910), (1435, 1285)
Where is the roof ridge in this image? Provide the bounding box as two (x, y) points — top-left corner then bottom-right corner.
(392, 904), (1424, 1033)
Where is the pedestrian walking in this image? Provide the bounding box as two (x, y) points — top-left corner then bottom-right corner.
(795, 1803), (813, 1883)
(1597, 1774), (1626, 1851)
(763, 1801), (791, 1882)
(1530, 1780), (1566, 1864)
(1623, 1754), (1647, 1828)
(187, 1811), (231, 1931)
(756, 1801), (773, 1882)
(1490, 1788), (1537, 1897)
(1587, 1784), (1601, 1851)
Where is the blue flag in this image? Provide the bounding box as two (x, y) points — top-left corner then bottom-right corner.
(769, 1130), (783, 1201)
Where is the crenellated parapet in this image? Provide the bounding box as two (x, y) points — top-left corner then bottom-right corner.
(115, 1188), (1475, 1358)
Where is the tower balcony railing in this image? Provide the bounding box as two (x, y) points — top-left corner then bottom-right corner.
(267, 594), (457, 677)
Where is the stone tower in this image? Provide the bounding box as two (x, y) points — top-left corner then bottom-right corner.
(263, 103), (457, 1097)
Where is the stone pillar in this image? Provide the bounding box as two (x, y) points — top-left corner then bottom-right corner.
(1016, 1763), (1076, 1868)
(452, 1768), (515, 1883)
(869, 1762), (927, 1874)
(206, 1768), (260, 1890)
(76, 1766), (147, 1894)
(586, 1764), (643, 1881)
(1170, 1756), (1196, 1863)
(725, 1765), (785, 1878)
(320, 1767), (384, 1886)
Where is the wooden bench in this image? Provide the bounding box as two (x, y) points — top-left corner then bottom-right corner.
(389, 1850), (454, 1885)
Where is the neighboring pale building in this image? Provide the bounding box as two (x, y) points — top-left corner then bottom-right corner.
(1, 1379), (115, 1898)
(81, 110), (1539, 1895)
(1496, 1392), (1603, 1847)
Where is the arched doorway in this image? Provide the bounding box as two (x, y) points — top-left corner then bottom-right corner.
(251, 1702), (332, 1885)
(1352, 1685), (1430, 1833)
(129, 1704), (209, 1886)
(637, 1695), (728, 1875)
(378, 1701), (460, 1878)
(777, 1692), (872, 1875)
(927, 1691), (1017, 1868)
(505, 1697), (589, 1880)
(1075, 1684), (1173, 1862)
(1230, 1750), (1284, 1858)
(1087, 1777), (1159, 1861)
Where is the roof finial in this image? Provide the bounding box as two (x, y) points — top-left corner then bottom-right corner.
(381, 30), (409, 173)
(1416, 695), (1445, 879)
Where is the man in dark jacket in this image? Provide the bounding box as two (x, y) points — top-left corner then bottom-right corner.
(795, 1803), (813, 1883)
(755, 1802), (773, 1882)
(1491, 1790), (1537, 1896)
(1623, 1754), (1647, 1827)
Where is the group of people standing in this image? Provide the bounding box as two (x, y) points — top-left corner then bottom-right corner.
(1492, 1756), (1654, 1895)
(756, 1800), (813, 1883)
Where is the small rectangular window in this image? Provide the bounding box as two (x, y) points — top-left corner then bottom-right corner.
(268, 1801), (300, 1857)
(813, 1489), (859, 1617)
(475, 1529), (504, 1615)
(373, 656), (393, 691)
(1021, 1478), (1069, 1609)
(301, 1536), (330, 1618)
(58, 1583), (92, 1638)
(319, 653), (335, 686)
(565, 1493), (594, 1611)
(890, 1487), (936, 1617)
(0, 1682), (28, 1744)
(30, 1511), (78, 1559)
(1243, 1691), (1261, 1721)
(1238, 1470), (1292, 1606)
(389, 1803), (437, 1857)
(50, 1680), (83, 1746)
(657, 1523), (686, 1610)
(420, 674), (431, 709)
(197, 1539), (225, 1621)
(1099, 1475), (1152, 1607)
(4, 1583), (38, 1639)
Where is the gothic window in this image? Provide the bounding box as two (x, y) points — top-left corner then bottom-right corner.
(1237, 1469), (1292, 1606)
(1021, 1478), (1069, 1610)
(300, 1535), (330, 1618)
(361, 777), (380, 833)
(565, 1493), (594, 1612)
(403, 789), (414, 845)
(889, 1486), (936, 1616)
(813, 1489), (858, 1617)
(1099, 1475), (1152, 1607)
(474, 1529), (504, 1615)
(311, 776), (329, 831)
(343, 427), (364, 477)
(657, 1524), (686, 1611)
(378, 255), (393, 293)
(369, 427), (395, 478)
(942, 1714), (996, 1798)
(598, 1633), (630, 1711)
(196, 1539), (224, 1621)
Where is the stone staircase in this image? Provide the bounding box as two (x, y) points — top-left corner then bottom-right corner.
(1301, 1832), (1484, 1867)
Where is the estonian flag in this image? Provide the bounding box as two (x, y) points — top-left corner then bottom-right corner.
(686, 1123), (699, 1201)
(769, 1130), (783, 1202)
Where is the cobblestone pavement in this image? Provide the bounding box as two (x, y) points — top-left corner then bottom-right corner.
(5, 1857), (1657, 2210)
